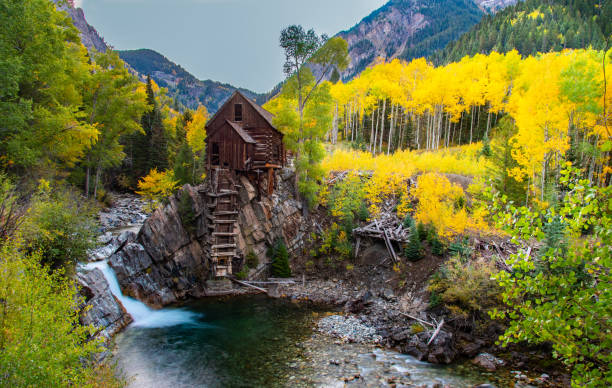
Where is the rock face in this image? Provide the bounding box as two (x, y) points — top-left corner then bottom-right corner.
(110, 169), (306, 307)
(52, 0), (108, 53)
(77, 269), (132, 343)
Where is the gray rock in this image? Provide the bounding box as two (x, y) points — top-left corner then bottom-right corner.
(472, 353), (505, 371)
(77, 268), (132, 343)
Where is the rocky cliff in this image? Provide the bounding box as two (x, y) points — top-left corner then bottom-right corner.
(52, 0), (108, 53)
(108, 169), (306, 307)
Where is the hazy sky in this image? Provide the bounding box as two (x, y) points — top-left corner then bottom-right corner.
(77, 0), (387, 93)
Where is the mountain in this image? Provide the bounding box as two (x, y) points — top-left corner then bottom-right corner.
(336, 0), (518, 79)
(432, 0), (611, 64)
(53, 1), (266, 114)
(53, 0), (108, 53)
(118, 49), (268, 113)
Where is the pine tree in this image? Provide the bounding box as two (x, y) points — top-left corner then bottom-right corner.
(404, 226), (423, 262)
(269, 239), (292, 278)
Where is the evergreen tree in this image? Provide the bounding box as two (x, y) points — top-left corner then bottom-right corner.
(269, 239), (292, 278)
(404, 226), (423, 262)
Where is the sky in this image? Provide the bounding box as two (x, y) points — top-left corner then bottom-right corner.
(77, 0), (387, 93)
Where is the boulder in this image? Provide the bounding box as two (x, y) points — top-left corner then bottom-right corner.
(77, 268), (132, 343)
(472, 353), (505, 371)
(402, 330), (456, 364)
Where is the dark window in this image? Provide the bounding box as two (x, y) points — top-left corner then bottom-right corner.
(211, 142), (220, 165)
(234, 104), (243, 122)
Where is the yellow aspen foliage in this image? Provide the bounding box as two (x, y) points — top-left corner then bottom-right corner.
(186, 105), (209, 154)
(136, 168), (178, 203)
(412, 173), (467, 238)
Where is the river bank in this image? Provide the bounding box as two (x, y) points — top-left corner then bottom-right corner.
(78, 191), (565, 387)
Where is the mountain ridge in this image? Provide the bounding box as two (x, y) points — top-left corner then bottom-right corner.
(336, 0), (519, 79)
(54, 1), (266, 113)
(118, 49), (269, 113)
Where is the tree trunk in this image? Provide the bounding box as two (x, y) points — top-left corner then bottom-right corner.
(379, 99), (386, 153)
(332, 103), (338, 144)
(470, 105), (475, 144)
(387, 103), (396, 155)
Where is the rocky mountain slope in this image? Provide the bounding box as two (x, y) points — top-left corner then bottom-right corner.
(337, 0), (518, 79)
(118, 49), (268, 113)
(53, 0), (108, 53)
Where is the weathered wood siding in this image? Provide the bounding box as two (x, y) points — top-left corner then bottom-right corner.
(207, 122), (249, 171)
(206, 91), (285, 171)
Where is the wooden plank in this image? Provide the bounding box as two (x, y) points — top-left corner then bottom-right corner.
(230, 278), (267, 293)
(383, 228), (398, 263)
(211, 244), (237, 249)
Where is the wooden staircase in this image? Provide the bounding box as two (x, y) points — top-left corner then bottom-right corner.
(206, 168), (240, 277)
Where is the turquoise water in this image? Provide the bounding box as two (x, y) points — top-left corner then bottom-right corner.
(113, 296), (320, 387)
(112, 296), (505, 388)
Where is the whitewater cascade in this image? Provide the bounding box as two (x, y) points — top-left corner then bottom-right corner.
(85, 261), (201, 328)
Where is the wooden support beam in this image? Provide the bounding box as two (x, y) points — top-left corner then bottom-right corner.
(230, 278), (267, 293)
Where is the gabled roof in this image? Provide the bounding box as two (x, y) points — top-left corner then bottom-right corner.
(206, 90), (280, 135)
(226, 120), (256, 144)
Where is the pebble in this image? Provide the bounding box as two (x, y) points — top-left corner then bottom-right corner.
(317, 315), (383, 344)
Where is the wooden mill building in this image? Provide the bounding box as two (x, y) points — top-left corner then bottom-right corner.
(203, 91), (285, 277)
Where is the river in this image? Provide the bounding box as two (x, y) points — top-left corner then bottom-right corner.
(87, 261), (504, 387)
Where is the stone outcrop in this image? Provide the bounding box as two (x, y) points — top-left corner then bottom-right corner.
(77, 269), (132, 343)
(109, 168), (307, 307)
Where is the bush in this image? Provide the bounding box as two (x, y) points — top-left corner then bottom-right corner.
(404, 226), (423, 262)
(245, 250), (259, 268)
(427, 228), (446, 256)
(235, 265), (249, 280)
(448, 237), (472, 260)
(0, 242), (122, 387)
(20, 183), (98, 273)
(269, 239), (291, 278)
(428, 256), (501, 321)
(0, 174), (26, 243)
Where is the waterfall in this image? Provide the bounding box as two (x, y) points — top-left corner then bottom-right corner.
(85, 261), (202, 328)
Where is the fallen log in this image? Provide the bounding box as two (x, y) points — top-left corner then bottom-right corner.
(427, 318), (445, 346)
(400, 312), (436, 328)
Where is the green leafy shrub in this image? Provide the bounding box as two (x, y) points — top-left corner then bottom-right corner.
(245, 250), (259, 268)
(0, 242), (122, 387)
(487, 166), (612, 385)
(269, 239), (291, 278)
(404, 226), (423, 262)
(428, 256), (501, 321)
(235, 265), (249, 280)
(319, 222), (353, 261)
(20, 183), (97, 273)
(0, 174), (26, 243)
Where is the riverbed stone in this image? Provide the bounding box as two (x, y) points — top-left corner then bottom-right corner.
(472, 353), (505, 371)
(77, 268), (132, 343)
